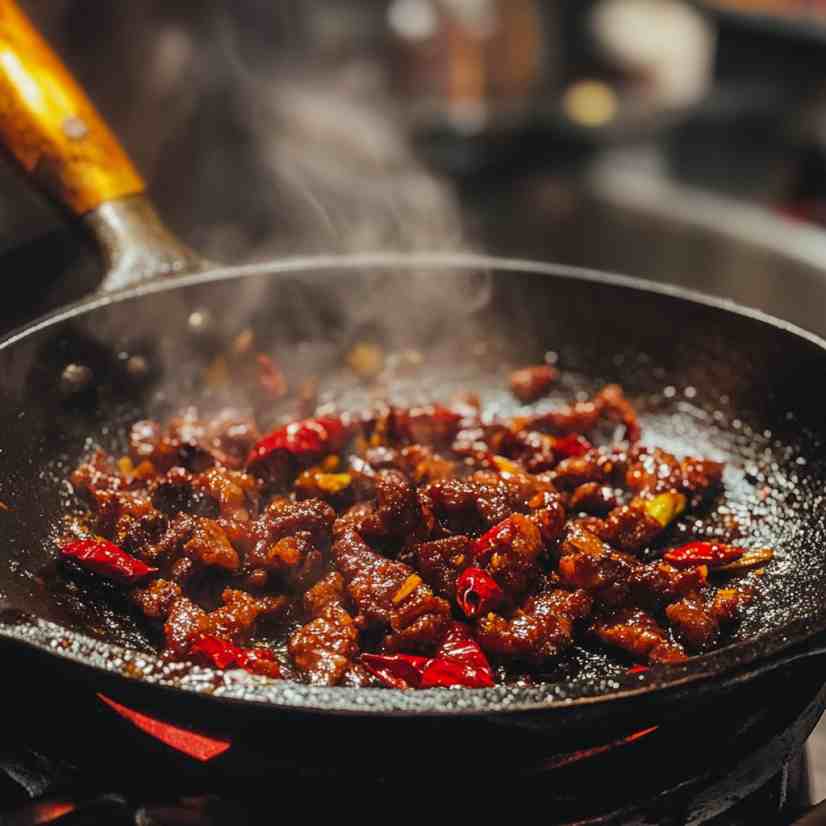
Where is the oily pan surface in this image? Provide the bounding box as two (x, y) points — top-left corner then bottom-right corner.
(0, 261), (824, 712)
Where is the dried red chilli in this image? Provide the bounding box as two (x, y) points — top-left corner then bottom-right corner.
(361, 653), (430, 689)
(59, 538), (157, 584)
(663, 541), (745, 569)
(419, 657), (493, 689)
(553, 434), (592, 459)
(189, 635), (281, 678)
(627, 665), (649, 675)
(472, 517), (517, 562)
(422, 623), (494, 688)
(456, 567), (505, 619)
(361, 624), (494, 689)
(471, 513), (536, 565)
(246, 416), (347, 466)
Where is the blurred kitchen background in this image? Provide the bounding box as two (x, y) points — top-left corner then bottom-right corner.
(5, 0), (826, 334)
(4, 0), (826, 795)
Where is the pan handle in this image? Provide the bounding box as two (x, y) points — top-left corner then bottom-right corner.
(0, 0), (204, 290)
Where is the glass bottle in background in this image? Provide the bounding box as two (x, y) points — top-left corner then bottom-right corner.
(387, 0), (559, 135)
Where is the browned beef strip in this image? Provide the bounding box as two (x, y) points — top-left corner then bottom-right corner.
(557, 524), (639, 607)
(478, 513), (545, 603)
(527, 384), (639, 442)
(183, 517), (241, 573)
(558, 524), (704, 613)
(570, 482), (617, 515)
(665, 587), (750, 651)
(244, 498), (335, 589)
(421, 476), (518, 537)
(600, 504), (663, 553)
(132, 578), (182, 620)
(204, 589), (287, 644)
(332, 527), (451, 653)
(477, 588), (592, 664)
(625, 447), (723, 501)
(164, 597), (209, 658)
(288, 572), (359, 685)
(192, 466), (260, 521)
(591, 608), (687, 663)
(412, 535), (472, 599)
(359, 469), (421, 539)
(509, 364), (558, 403)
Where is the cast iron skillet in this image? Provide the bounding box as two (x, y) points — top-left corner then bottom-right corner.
(0, 1), (825, 733)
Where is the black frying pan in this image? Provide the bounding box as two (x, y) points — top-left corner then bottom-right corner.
(0, 0), (825, 742)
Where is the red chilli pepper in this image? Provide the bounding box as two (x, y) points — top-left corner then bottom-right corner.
(419, 657), (492, 688)
(421, 623), (494, 689)
(246, 416), (346, 466)
(361, 625), (494, 689)
(471, 514), (538, 565)
(472, 517), (516, 563)
(553, 434), (592, 459)
(361, 653), (430, 689)
(59, 538), (157, 584)
(663, 541), (745, 569)
(456, 567), (505, 619)
(189, 635), (281, 678)
(627, 664), (649, 675)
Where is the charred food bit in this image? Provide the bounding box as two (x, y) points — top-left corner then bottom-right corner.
(509, 364), (558, 403)
(60, 363), (94, 398)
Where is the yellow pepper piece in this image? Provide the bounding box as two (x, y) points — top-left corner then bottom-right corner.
(314, 473), (351, 495)
(392, 574), (422, 604)
(117, 456), (135, 476)
(347, 342), (384, 379)
(492, 455), (523, 476)
(644, 492), (687, 528)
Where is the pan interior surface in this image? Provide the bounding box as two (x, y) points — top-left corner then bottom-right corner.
(0, 256), (824, 715)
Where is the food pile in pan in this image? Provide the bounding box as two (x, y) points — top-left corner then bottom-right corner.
(55, 361), (772, 688)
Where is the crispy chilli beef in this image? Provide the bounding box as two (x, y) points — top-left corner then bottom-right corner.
(55, 373), (770, 689)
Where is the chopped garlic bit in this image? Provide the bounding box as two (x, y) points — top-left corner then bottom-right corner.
(347, 342), (385, 379)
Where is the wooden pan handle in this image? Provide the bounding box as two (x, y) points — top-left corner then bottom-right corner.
(0, 0), (144, 214)
(0, 0), (203, 290)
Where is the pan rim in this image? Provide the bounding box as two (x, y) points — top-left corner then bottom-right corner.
(3, 251), (826, 717)
(3, 251), (826, 354)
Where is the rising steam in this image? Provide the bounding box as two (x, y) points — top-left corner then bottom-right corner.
(23, 1), (493, 416)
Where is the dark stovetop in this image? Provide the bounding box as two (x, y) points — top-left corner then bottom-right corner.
(0, 644), (822, 824)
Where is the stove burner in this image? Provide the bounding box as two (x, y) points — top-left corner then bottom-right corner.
(96, 695), (230, 763)
(0, 655), (822, 824)
(100, 689), (662, 771)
